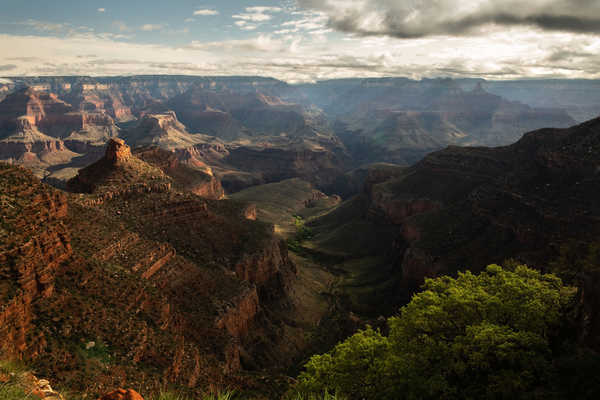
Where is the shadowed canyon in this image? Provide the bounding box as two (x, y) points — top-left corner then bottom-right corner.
(1, 75), (600, 399)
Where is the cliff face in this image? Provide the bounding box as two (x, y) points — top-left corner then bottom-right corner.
(1, 78), (349, 192)
(125, 111), (207, 149)
(0, 138), (299, 396)
(0, 164), (71, 358)
(134, 146), (224, 200)
(0, 88), (119, 177)
(363, 118), (600, 294)
(333, 86), (576, 166)
(223, 142), (349, 193)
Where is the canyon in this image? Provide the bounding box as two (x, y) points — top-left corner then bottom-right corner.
(0, 138), (328, 397)
(0, 76), (587, 196)
(1, 75), (600, 398)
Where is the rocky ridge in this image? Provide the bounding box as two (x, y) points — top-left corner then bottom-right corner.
(359, 117), (600, 301)
(0, 138), (302, 396)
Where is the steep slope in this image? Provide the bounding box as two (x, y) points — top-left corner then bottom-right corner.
(123, 111), (209, 149)
(362, 117), (600, 295)
(0, 88), (119, 179)
(332, 80), (576, 164)
(287, 118), (599, 323)
(0, 139), (305, 397)
(292, 78), (576, 165)
(135, 146), (224, 200)
(167, 88), (327, 141)
(0, 78), (348, 193)
(67, 138), (171, 196)
(455, 79), (600, 123)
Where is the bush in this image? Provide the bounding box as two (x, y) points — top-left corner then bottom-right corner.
(297, 264), (575, 400)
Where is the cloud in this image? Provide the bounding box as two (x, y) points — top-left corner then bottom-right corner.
(19, 19), (68, 33)
(140, 24), (165, 32)
(112, 21), (132, 32)
(234, 21), (258, 31)
(194, 9), (219, 16)
(2, 15), (600, 82)
(97, 8), (105, 13)
(233, 6), (282, 24)
(297, 0), (600, 38)
(245, 7), (282, 13)
(281, 12), (329, 32)
(189, 34), (286, 53)
(0, 64), (17, 72)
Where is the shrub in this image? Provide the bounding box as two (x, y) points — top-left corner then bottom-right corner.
(297, 264), (574, 400)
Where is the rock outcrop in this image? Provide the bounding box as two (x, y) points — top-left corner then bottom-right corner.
(67, 138), (171, 196)
(105, 138), (132, 163)
(364, 117), (600, 294)
(98, 389), (144, 400)
(0, 140), (299, 396)
(0, 163), (71, 358)
(134, 146), (224, 200)
(0, 88), (119, 177)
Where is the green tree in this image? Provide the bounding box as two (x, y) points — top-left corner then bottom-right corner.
(297, 264), (575, 400)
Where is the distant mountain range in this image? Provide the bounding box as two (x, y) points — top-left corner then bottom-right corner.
(0, 76), (596, 196)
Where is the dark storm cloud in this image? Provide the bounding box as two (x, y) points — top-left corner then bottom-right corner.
(298, 0), (600, 38)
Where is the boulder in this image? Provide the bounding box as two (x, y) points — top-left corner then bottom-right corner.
(98, 388), (144, 400)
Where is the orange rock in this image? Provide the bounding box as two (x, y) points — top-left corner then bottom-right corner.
(105, 138), (132, 163)
(98, 389), (144, 400)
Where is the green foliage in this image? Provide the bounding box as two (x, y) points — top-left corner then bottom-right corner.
(77, 339), (112, 364)
(150, 390), (235, 400)
(0, 382), (27, 400)
(297, 264), (574, 400)
(0, 360), (28, 400)
(299, 327), (387, 400)
(550, 240), (600, 283)
(288, 215), (313, 253)
(289, 390), (345, 400)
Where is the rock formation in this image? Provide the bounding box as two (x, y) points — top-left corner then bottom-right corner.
(0, 137), (301, 396)
(98, 389), (144, 400)
(135, 146), (224, 200)
(0, 87), (119, 178)
(362, 117), (600, 295)
(67, 138), (171, 196)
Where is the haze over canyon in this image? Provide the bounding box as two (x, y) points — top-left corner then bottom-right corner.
(1, 1), (600, 399)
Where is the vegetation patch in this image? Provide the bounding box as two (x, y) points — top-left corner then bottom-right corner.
(296, 264), (582, 400)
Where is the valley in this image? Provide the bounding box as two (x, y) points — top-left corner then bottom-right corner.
(0, 75), (599, 399)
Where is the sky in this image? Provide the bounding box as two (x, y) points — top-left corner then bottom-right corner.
(1, 0), (599, 82)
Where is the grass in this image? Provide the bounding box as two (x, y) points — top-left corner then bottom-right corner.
(149, 390), (344, 400)
(231, 178), (339, 240)
(0, 360), (28, 400)
(288, 391), (345, 400)
(0, 383), (27, 400)
(287, 215), (314, 253)
(150, 390), (235, 400)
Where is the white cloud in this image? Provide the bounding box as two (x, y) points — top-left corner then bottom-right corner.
(245, 7), (282, 13)
(140, 24), (165, 32)
(232, 6), (283, 25)
(3, 13), (600, 83)
(184, 18), (195, 23)
(233, 13), (272, 22)
(194, 9), (219, 16)
(97, 8), (106, 13)
(19, 19), (68, 33)
(112, 21), (132, 32)
(234, 20), (258, 31)
(189, 34), (286, 53)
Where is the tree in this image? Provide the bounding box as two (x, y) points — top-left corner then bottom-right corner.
(297, 264), (575, 400)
